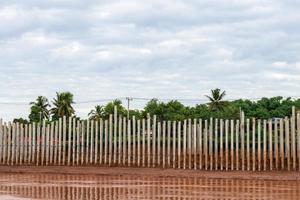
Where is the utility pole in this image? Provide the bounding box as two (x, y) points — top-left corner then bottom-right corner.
(126, 97), (133, 119)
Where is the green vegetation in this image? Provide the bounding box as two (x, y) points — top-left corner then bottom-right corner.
(205, 88), (227, 111)
(50, 92), (75, 120)
(16, 89), (300, 123)
(29, 96), (50, 122)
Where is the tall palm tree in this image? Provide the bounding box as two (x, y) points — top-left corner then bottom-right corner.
(29, 96), (50, 121)
(88, 105), (104, 120)
(50, 92), (75, 119)
(205, 88), (227, 111)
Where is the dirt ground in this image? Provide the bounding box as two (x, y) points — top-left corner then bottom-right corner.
(0, 166), (299, 199)
(0, 165), (299, 181)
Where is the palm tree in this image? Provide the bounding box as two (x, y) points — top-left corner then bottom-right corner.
(29, 96), (50, 121)
(88, 105), (104, 120)
(205, 88), (227, 111)
(50, 92), (75, 119)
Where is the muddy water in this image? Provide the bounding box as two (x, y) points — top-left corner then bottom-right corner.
(0, 173), (299, 200)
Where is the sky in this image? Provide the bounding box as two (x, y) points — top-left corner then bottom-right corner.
(0, 0), (300, 121)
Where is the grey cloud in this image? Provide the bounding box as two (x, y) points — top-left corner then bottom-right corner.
(0, 0), (299, 120)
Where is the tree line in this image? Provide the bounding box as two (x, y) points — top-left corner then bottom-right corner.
(13, 89), (300, 124)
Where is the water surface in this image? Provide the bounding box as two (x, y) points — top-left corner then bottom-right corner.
(0, 173), (299, 199)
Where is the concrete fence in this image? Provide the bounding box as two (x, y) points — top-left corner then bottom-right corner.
(0, 107), (300, 171)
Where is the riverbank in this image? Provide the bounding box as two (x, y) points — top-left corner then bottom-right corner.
(0, 166), (299, 181)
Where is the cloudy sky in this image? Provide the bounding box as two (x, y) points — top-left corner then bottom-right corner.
(0, 0), (300, 120)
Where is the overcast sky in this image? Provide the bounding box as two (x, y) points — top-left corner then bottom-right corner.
(0, 0), (300, 121)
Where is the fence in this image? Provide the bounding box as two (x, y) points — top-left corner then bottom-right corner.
(0, 106), (299, 171)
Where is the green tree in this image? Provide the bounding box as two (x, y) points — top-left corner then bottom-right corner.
(143, 99), (164, 120)
(13, 118), (29, 124)
(51, 92), (75, 120)
(205, 88), (227, 111)
(143, 99), (188, 121)
(103, 99), (127, 118)
(29, 96), (50, 122)
(88, 105), (104, 120)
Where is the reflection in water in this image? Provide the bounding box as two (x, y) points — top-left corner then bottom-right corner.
(0, 173), (299, 200)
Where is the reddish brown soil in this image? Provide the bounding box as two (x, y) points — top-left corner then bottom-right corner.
(0, 167), (299, 199)
(0, 166), (299, 181)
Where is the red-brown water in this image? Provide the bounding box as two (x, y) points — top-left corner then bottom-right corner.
(0, 173), (299, 199)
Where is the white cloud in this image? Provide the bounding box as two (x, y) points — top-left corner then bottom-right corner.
(0, 0), (300, 120)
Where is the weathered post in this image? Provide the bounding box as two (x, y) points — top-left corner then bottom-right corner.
(246, 119), (250, 171)
(220, 119), (223, 171)
(263, 120), (267, 171)
(167, 121), (171, 167)
(16, 123), (19, 165)
(178, 121), (181, 169)
(162, 121), (166, 168)
(274, 118), (279, 170)
(235, 120), (239, 170)
(225, 120), (229, 170)
(68, 117), (72, 165)
(20, 124), (24, 165)
(118, 117), (122, 165)
(54, 121), (58, 165)
(183, 120), (187, 169)
(280, 119), (284, 169)
(36, 123), (40, 166)
(142, 119), (146, 167)
(193, 119), (197, 170)
(188, 119), (192, 169)
(50, 122), (54, 165)
(3, 123), (7, 164)
(72, 118), (76, 165)
(230, 120), (234, 170)
(81, 121), (85, 165)
(137, 119), (141, 166)
(46, 124), (50, 165)
(173, 121), (177, 169)
(241, 113), (245, 171)
(63, 116), (67, 165)
(286, 117), (290, 171)
(128, 119), (131, 167)
(257, 120), (261, 171)
(109, 115), (113, 166)
(85, 120), (91, 165)
(40, 121), (45, 165)
(252, 118), (260, 171)
(99, 119), (103, 165)
(268, 119), (273, 170)
(157, 121), (161, 166)
(147, 114), (151, 167)
(90, 120), (94, 164)
(122, 117), (127, 165)
(214, 119), (218, 170)
(209, 118), (213, 170)
(204, 120), (208, 170)
(297, 113), (300, 171)
(58, 118), (62, 165)
(7, 123), (11, 165)
(113, 106), (117, 164)
(152, 116), (156, 167)
(104, 120), (108, 165)
(199, 119), (202, 170)
(76, 120), (80, 165)
(24, 124), (28, 164)
(133, 116), (136, 166)
(291, 106), (296, 170)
